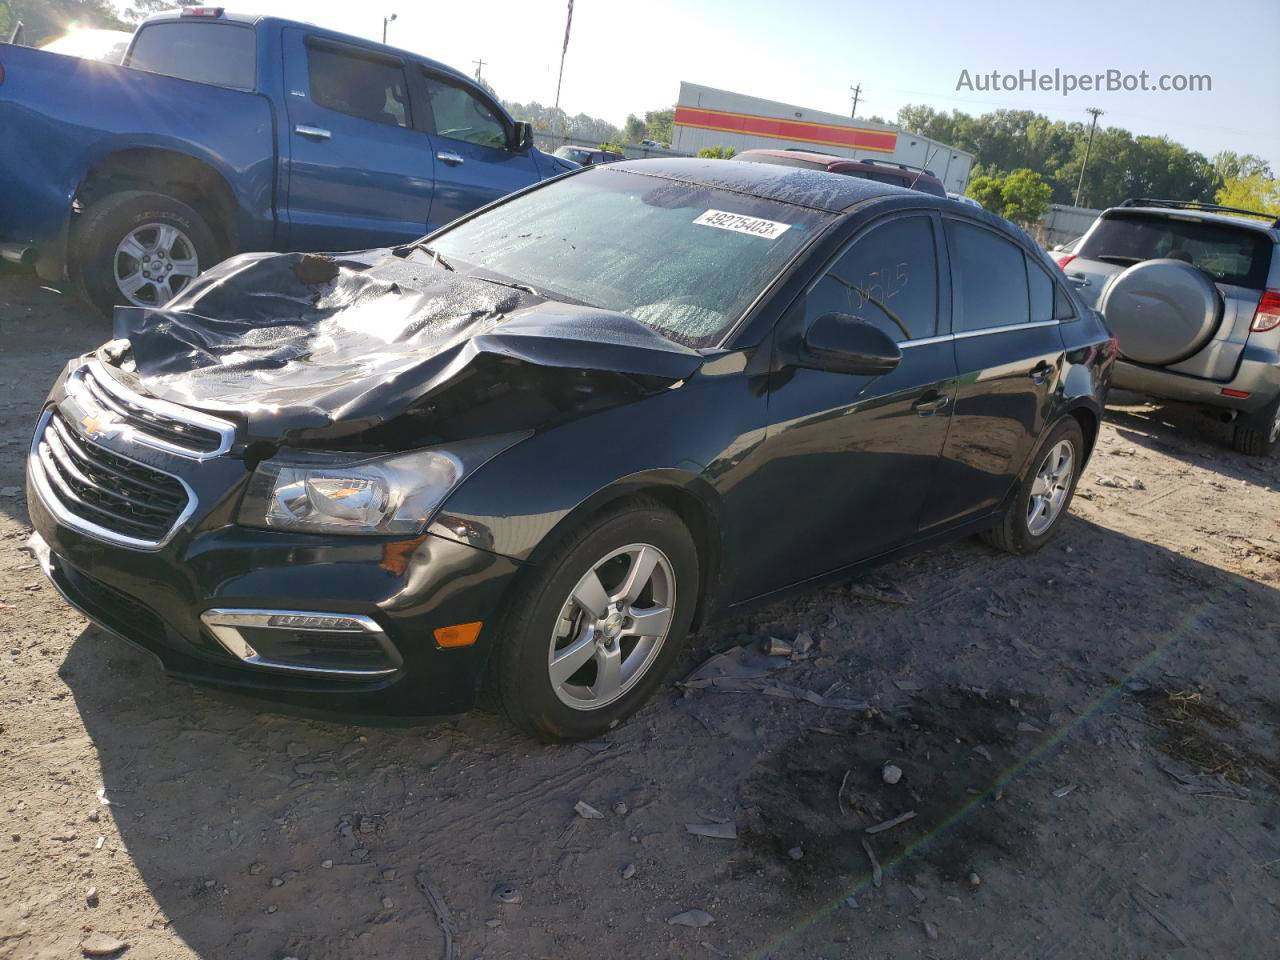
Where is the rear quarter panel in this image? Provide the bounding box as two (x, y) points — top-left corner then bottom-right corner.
(0, 45), (276, 251)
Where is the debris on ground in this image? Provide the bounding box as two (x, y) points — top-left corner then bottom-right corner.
(415, 871), (460, 960)
(848, 581), (914, 605)
(668, 909), (714, 928)
(882, 763), (903, 785)
(686, 822), (737, 840)
(761, 636), (793, 657)
(80, 933), (128, 957)
(492, 882), (521, 904)
(865, 811), (917, 835)
(620, 863), (636, 879)
(1095, 474), (1147, 490)
(291, 253), (340, 285)
(574, 801), (605, 820)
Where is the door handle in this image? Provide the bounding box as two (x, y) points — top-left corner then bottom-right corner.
(294, 124), (331, 140)
(1029, 361), (1053, 385)
(1066, 272), (1090, 287)
(437, 151), (465, 165)
(912, 393), (951, 416)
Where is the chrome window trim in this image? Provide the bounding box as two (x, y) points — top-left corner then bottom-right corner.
(899, 319), (1060, 348)
(200, 608), (402, 679)
(68, 359), (236, 460)
(27, 408), (198, 552)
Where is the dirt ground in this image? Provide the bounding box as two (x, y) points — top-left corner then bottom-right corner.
(1, 265), (1277, 960)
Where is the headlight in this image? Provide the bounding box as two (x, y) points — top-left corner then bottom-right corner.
(238, 435), (524, 536)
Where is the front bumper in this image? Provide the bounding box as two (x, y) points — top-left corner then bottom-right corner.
(1113, 341), (1280, 413)
(26, 371), (523, 719)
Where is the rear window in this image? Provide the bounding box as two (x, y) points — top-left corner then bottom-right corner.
(1079, 213), (1273, 288)
(126, 22), (256, 91)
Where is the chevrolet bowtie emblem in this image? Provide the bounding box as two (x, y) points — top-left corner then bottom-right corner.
(81, 413), (116, 438)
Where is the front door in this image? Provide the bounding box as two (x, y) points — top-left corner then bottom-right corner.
(282, 30), (434, 251)
(920, 218), (1067, 530)
(733, 212), (957, 601)
(416, 69), (542, 230)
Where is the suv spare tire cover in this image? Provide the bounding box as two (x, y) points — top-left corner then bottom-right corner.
(1099, 258), (1222, 365)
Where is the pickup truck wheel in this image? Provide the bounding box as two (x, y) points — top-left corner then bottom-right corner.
(72, 191), (220, 318)
(981, 417), (1085, 555)
(491, 498), (699, 742)
(1231, 395), (1280, 457)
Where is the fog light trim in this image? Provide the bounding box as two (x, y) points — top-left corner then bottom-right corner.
(200, 608), (402, 678)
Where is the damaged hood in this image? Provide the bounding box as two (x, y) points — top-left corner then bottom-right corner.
(106, 248), (704, 443)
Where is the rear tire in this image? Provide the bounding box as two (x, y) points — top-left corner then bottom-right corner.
(492, 498), (699, 742)
(982, 417), (1085, 555)
(71, 190), (220, 319)
(1231, 395), (1280, 457)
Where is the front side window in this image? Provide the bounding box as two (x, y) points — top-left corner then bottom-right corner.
(126, 22), (256, 90)
(422, 74), (508, 149)
(307, 45), (409, 127)
(946, 220), (1030, 332)
(803, 216), (939, 342)
(429, 168), (831, 348)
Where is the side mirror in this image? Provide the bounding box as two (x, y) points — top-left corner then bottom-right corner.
(799, 313), (902, 375)
(511, 120), (534, 152)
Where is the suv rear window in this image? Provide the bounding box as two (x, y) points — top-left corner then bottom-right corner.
(1078, 212), (1273, 288)
(126, 22), (256, 91)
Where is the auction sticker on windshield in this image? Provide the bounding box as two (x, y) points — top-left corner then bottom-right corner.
(693, 209), (792, 239)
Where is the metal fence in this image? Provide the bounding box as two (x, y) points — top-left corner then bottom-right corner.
(1034, 203), (1102, 249)
(532, 132), (689, 160)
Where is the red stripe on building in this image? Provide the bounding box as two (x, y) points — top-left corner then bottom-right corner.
(674, 106), (898, 153)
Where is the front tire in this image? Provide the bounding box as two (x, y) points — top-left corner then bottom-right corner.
(71, 190), (220, 319)
(492, 499), (699, 742)
(1231, 395), (1280, 457)
(982, 417), (1085, 555)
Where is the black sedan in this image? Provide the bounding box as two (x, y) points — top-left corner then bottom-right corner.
(26, 159), (1114, 741)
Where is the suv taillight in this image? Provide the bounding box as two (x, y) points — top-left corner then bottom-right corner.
(1251, 290), (1280, 332)
(1054, 253), (1077, 270)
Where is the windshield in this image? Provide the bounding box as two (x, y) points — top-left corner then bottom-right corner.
(126, 21), (256, 91)
(429, 168), (831, 347)
(1079, 213), (1273, 288)
(555, 147), (593, 164)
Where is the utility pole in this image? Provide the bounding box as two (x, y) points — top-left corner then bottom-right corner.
(382, 12), (396, 44)
(472, 58), (487, 83)
(849, 83), (862, 119)
(1074, 107), (1104, 207)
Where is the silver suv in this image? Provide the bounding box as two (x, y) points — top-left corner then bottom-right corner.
(1058, 199), (1280, 455)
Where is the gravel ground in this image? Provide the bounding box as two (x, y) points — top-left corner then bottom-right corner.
(1, 266), (1278, 960)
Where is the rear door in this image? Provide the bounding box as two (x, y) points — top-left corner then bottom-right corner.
(1069, 211), (1271, 380)
(920, 218), (1067, 531)
(281, 29), (434, 250)
(416, 70), (541, 230)
(734, 212), (957, 600)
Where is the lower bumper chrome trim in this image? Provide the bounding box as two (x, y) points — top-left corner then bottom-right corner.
(200, 608), (402, 679)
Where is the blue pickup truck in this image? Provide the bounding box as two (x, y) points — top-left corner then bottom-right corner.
(0, 7), (575, 315)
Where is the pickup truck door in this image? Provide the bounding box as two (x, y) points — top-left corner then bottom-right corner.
(281, 29), (434, 251)
(414, 68), (542, 230)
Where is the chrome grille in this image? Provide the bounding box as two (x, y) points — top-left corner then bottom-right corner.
(81, 368), (224, 454)
(67, 362), (235, 460)
(33, 410), (192, 547)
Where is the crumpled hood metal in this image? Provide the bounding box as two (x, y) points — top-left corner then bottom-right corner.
(107, 248), (704, 443)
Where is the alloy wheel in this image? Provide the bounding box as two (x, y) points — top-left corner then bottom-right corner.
(547, 543), (676, 711)
(114, 223), (200, 307)
(1026, 439), (1075, 536)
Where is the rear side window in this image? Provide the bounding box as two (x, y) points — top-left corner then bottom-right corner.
(1079, 213), (1273, 288)
(421, 74), (508, 149)
(804, 215), (940, 342)
(1027, 257), (1055, 322)
(126, 22), (256, 90)
(307, 45), (409, 127)
(946, 220), (1030, 332)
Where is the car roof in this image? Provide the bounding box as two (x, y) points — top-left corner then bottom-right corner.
(606, 158), (917, 213)
(1103, 205), (1279, 237)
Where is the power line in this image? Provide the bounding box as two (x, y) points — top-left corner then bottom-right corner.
(472, 58), (487, 83)
(850, 83), (862, 119)
(1075, 107), (1105, 207)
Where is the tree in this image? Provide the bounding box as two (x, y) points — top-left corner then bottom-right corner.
(696, 145), (735, 159)
(622, 114), (646, 145)
(966, 168), (1053, 225)
(1, 0), (128, 45)
(643, 107), (674, 146)
(1212, 151), (1273, 184)
(1216, 173), (1280, 217)
(121, 0), (171, 23)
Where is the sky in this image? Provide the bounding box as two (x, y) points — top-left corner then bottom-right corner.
(119, 0), (1280, 169)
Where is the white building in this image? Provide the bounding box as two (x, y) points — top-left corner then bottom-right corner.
(671, 82), (974, 194)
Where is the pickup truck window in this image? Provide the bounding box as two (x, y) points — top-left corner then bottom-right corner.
(126, 22), (256, 91)
(422, 74), (508, 150)
(308, 44), (410, 128)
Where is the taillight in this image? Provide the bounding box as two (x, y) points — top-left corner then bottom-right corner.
(1250, 290), (1280, 332)
(1055, 253), (1077, 270)
(181, 6), (225, 16)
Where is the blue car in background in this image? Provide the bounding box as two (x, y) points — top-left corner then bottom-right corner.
(0, 7), (575, 315)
